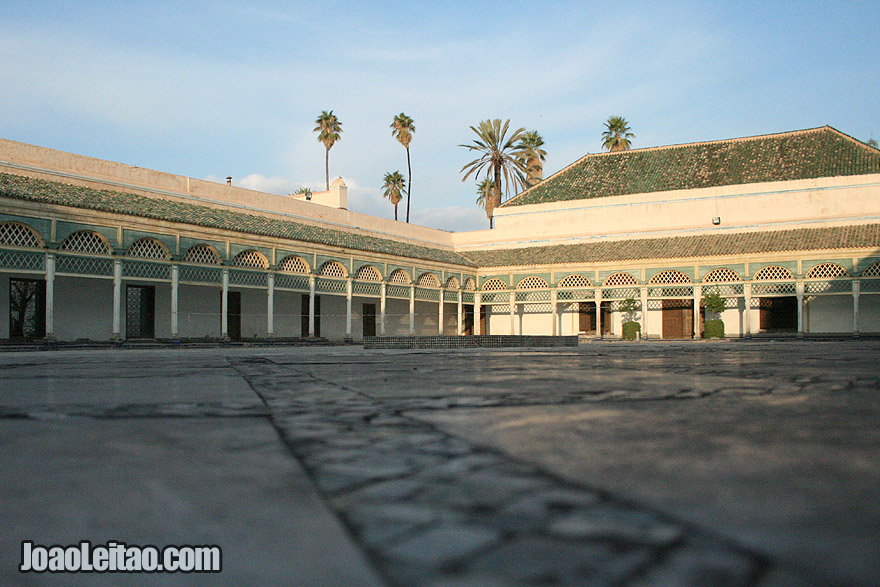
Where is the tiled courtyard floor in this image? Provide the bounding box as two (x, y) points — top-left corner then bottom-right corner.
(2, 340), (878, 586)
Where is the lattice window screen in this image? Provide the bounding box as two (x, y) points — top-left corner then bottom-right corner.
(59, 231), (112, 255)
(603, 272), (638, 287)
(0, 222), (42, 248)
(463, 278), (476, 291)
(232, 250), (269, 269)
(318, 261), (347, 278)
(862, 262), (880, 277)
(557, 274), (593, 288)
(805, 263), (849, 279)
(517, 276), (549, 289)
(354, 265), (382, 281)
(649, 270), (691, 285)
(481, 278), (508, 291)
(753, 266), (795, 281)
(417, 273), (441, 287)
(702, 268), (740, 283)
(127, 238), (170, 260)
(183, 244), (221, 265)
(388, 269), (411, 284)
(445, 276), (460, 289)
(278, 255), (310, 274)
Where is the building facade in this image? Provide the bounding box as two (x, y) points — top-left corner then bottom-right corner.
(1, 126), (879, 342)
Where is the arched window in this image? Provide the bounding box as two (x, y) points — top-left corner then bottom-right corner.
(127, 238), (170, 260)
(232, 249), (269, 270)
(862, 261), (880, 277)
(557, 274), (593, 288)
(753, 266), (795, 281)
(463, 277), (476, 291)
(318, 260), (348, 278)
(354, 265), (382, 281)
(805, 263), (849, 279)
(649, 270), (691, 284)
(59, 231), (112, 255)
(445, 276), (460, 289)
(481, 278), (507, 291)
(516, 276), (549, 289)
(183, 244), (222, 265)
(702, 268), (741, 283)
(277, 255), (310, 274)
(388, 269), (411, 284)
(417, 272), (441, 287)
(0, 222), (43, 248)
(603, 272), (638, 287)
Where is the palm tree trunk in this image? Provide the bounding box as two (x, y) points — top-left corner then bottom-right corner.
(394, 203), (398, 221)
(491, 163), (502, 230)
(405, 147), (412, 223)
(325, 148), (330, 190)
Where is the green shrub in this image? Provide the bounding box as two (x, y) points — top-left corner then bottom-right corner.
(703, 319), (725, 339)
(622, 321), (641, 340)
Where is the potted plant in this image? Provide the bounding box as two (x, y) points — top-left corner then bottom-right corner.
(702, 289), (726, 338)
(620, 297), (641, 340)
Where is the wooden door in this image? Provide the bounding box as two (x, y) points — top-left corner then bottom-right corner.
(662, 299), (693, 339)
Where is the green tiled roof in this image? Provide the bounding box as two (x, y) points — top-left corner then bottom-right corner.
(461, 224), (880, 268)
(0, 173), (476, 267)
(503, 126), (880, 207)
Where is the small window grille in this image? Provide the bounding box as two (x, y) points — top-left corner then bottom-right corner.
(462, 278), (476, 291)
(481, 278), (507, 291)
(649, 270), (691, 285)
(127, 238), (170, 260)
(862, 261), (880, 277)
(232, 249), (269, 269)
(753, 266), (794, 281)
(517, 276), (549, 289)
(805, 263), (849, 279)
(417, 272), (441, 287)
(277, 255), (310, 274)
(557, 274), (592, 288)
(318, 260), (348, 278)
(59, 231), (112, 255)
(702, 268), (741, 283)
(445, 276), (460, 289)
(388, 269), (411, 284)
(603, 272), (638, 287)
(354, 265), (382, 281)
(0, 222), (42, 248)
(183, 244), (221, 265)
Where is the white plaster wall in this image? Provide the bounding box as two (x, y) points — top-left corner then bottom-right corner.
(55, 276), (113, 340)
(319, 294), (347, 340)
(517, 306), (554, 335)
(235, 287), (268, 339)
(859, 296), (880, 333)
(807, 296), (853, 333)
(413, 300), (439, 335)
(384, 298), (411, 336)
(273, 290), (302, 338)
(178, 284), (221, 338)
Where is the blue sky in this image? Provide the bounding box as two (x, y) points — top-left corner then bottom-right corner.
(2, 1), (878, 231)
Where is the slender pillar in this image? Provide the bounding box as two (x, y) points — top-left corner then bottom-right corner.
(509, 291), (516, 335)
(308, 275), (316, 337)
(796, 281), (804, 336)
(267, 272), (275, 338)
(594, 288), (602, 338)
(409, 285), (415, 335)
(221, 268), (229, 339)
(380, 282), (387, 336)
(551, 290), (558, 336)
(693, 284), (702, 340)
(743, 282), (752, 338)
(171, 264), (179, 339)
(853, 280), (860, 337)
(640, 286), (648, 340)
(112, 258), (122, 340)
(45, 253), (55, 339)
(474, 292), (482, 335)
(457, 291), (463, 335)
(438, 290), (444, 335)
(345, 278), (353, 338)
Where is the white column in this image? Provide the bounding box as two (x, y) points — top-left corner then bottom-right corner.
(171, 264), (179, 339)
(345, 278), (353, 338)
(380, 282), (387, 336)
(308, 275), (316, 337)
(45, 253), (55, 339)
(509, 291), (516, 335)
(409, 285), (415, 335)
(267, 272), (275, 338)
(796, 281), (804, 336)
(743, 282), (752, 337)
(853, 280), (860, 337)
(457, 291), (463, 335)
(221, 268), (229, 339)
(112, 258), (122, 340)
(693, 284), (702, 340)
(551, 290), (558, 336)
(594, 288), (602, 338)
(474, 292), (482, 335)
(640, 286), (648, 339)
(438, 290), (444, 335)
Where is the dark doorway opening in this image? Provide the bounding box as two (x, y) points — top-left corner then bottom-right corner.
(463, 304), (474, 335)
(578, 302), (611, 334)
(126, 285), (155, 339)
(227, 291), (241, 341)
(759, 297), (798, 331)
(362, 303), (376, 338)
(662, 298), (694, 339)
(9, 278), (45, 339)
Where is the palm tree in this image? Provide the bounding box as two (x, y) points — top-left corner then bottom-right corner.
(382, 171), (406, 221)
(293, 187), (312, 200)
(459, 119), (528, 228)
(314, 110), (343, 190)
(475, 178), (496, 228)
(602, 116), (634, 152)
(391, 113), (415, 223)
(518, 130), (547, 189)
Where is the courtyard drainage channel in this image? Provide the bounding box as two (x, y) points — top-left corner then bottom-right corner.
(229, 356), (811, 587)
